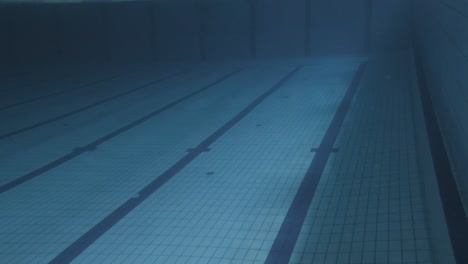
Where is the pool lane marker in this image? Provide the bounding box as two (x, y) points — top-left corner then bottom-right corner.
(49, 66), (303, 264)
(0, 70), (241, 195)
(0, 70), (187, 140)
(264, 62), (367, 264)
(414, 51), (468, 264)
(0, 70), (134, 112)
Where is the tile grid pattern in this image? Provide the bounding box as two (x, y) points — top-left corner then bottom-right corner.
(0, 57), (434, 264)
(70, 62), (357, 263)
(414, 0), (468, 208)
(0, 69), (225, 187)
(0, 65), (292, 263)
(291, 56), (432, 263)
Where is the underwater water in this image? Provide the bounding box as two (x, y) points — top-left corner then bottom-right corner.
(0, 0), (466, 263)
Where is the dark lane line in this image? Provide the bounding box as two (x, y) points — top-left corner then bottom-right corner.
(414, 49), (468, 264)
(1, 68), (80, 92)
(49, 66), (303, 264)
(0, 70), (187, 140)
(0, 70), (134, 112)
(264, 62), (367, 264)
(0, 69), (241, 194)
(0, 66), (133, 91)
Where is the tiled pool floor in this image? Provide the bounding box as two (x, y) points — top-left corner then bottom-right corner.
(0, 55), (433, 263)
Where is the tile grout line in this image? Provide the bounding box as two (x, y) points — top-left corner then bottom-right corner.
(48, 65), (303, 264)
(0, 69), (241, 195)
(264, 62), (367, 264)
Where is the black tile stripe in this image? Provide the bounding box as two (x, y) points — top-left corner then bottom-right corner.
(48, 66), (302, 264)
(0, 70), (241, 194)
(2, 68), (90, 92)
(0, 70), (186, 140)
(2, 71), (64, 92)
(0, 70), (133, 112)
(264, 62), (367, 264)
(414, 49), (468, 264)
